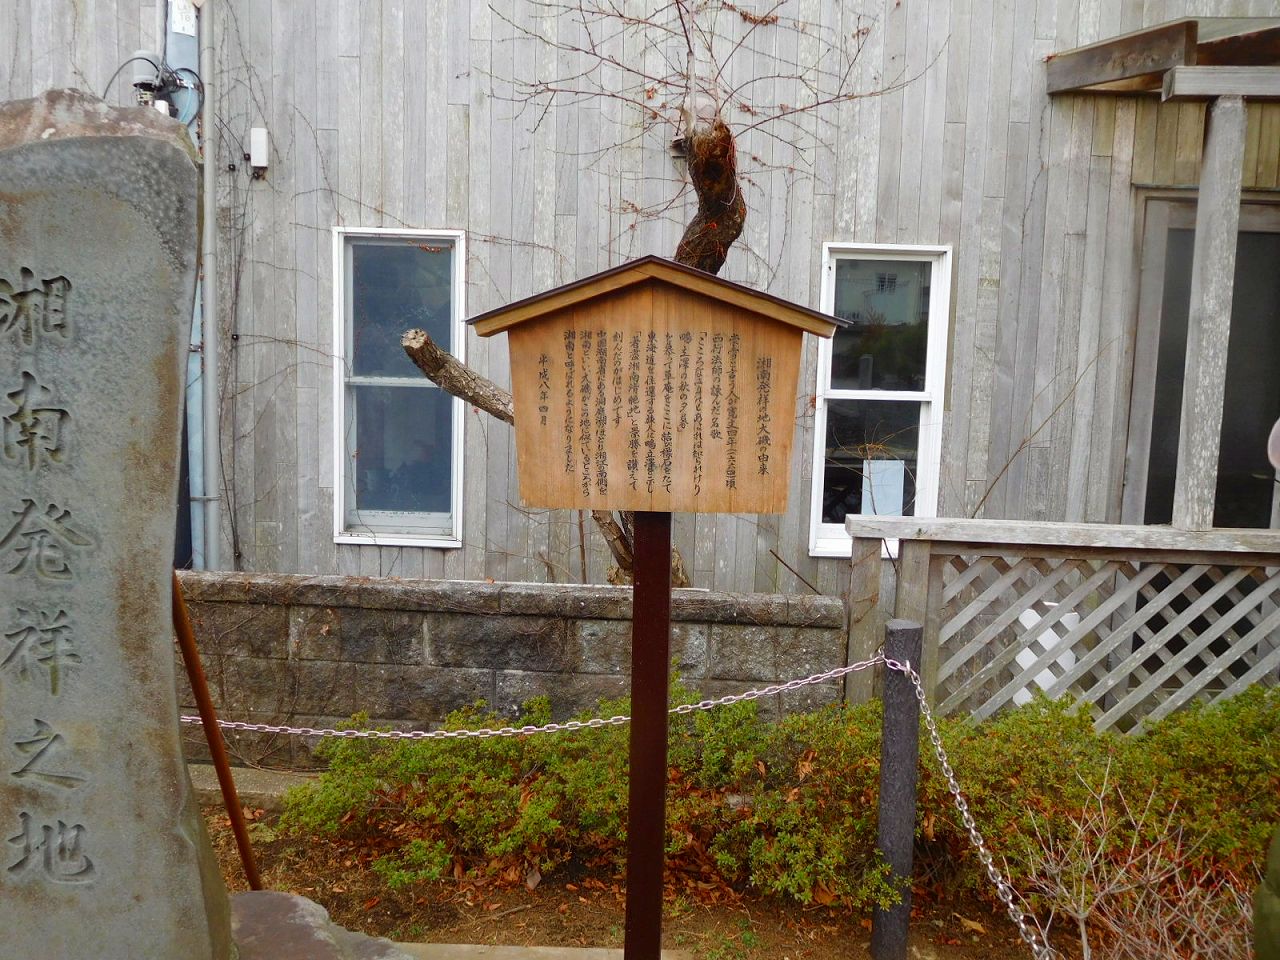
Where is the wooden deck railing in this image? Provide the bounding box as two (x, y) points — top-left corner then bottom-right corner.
(846, 518), (1280, 732)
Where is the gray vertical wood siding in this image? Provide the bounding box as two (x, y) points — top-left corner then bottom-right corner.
(4, 0), (1278, 594)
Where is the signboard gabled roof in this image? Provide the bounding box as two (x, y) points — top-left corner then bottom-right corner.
(468, 255), (845, 338)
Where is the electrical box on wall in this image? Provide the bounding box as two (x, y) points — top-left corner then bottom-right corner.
(249, 127), (269, 175)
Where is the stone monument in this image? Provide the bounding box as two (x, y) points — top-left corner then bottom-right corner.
(0, 87), (426, 960)
(0, 89), (230, 959)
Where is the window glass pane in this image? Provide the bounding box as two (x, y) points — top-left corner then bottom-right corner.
(350, 385), (453, 516)
(830, 259), (931, 390)
(820, 399), (918, 523)
(1144, 229), (1280, 528)
(351, 240), (453, 377)
(1219, 232), (1280, 527)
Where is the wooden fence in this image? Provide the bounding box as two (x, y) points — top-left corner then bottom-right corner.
(846, 518), (1280, 732)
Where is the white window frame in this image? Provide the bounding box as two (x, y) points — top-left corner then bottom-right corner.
(808, 242), (951, 558)
(331, 227), (466, 548)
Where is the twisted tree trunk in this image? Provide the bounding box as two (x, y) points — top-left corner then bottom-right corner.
(402, 116), (745, 586)
(674, 118), (747, 274)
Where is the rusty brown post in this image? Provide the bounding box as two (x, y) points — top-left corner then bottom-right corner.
(171, 571), (264, 891)
(624, 511), (672, 960)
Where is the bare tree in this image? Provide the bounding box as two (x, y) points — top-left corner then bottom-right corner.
(404, 0), (879, 584)
(1022, 768), (1256, 960)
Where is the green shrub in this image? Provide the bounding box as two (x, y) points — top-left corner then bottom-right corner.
(1124, 686), (1280, 870)
(703, 701), (893, 906)
(283, 697), (622, 884)
(915, 697), (1123, 887)
(280, 682), (1280, 915)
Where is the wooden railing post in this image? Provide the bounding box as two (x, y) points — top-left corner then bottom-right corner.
(846, 536), (884, 703)
(894, 539), (941, 703)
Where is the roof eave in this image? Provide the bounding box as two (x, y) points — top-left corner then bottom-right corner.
(468, 255), (845, 339)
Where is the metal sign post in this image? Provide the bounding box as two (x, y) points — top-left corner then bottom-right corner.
(623, 511), (672, 959)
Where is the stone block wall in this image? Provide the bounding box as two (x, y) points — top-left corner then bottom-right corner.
(175, 572), (848, 769)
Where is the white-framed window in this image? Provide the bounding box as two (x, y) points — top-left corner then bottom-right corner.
(809, 243), (951, 557)
(331, 227), (466, 547)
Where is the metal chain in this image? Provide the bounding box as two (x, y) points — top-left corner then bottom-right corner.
(188, 712), (634, 741)
(670, 656), (885, 716)
(883, 657), (1056, 960)
(178, 655), (887, 741)
(183, 653), (1051, 958)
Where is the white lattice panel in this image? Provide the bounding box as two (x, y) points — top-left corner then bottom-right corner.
(934, 555), (1280, 732)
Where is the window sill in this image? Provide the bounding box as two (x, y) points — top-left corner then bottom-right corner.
(809, 534), (899, 560)
(335, 531), (462, 549)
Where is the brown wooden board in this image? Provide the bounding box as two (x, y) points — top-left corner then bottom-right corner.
(505, 281), (804, 513)
(1045, 20), (1196, 95)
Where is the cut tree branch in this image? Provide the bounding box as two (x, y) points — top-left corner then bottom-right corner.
(403, 328), (514, 425)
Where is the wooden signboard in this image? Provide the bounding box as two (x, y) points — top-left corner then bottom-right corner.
(469, 255), (839, 960)
(471, 256), (840, 514)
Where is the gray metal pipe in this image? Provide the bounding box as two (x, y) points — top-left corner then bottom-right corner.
(199, 0), (221, 569)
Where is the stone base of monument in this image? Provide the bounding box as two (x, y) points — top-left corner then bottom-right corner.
(232, 892), (695, 960)
(232, 892), (418, 960)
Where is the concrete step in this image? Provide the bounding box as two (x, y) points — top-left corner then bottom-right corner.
(396, 947), (692, 959)
(233, 891), (417, 960)
(188, 761), (315, 812)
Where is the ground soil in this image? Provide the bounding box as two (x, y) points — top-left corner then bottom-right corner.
(203, 806), (1068, 960)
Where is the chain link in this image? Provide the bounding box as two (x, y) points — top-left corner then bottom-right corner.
(179, 656), (887, 741)
(184, 653), (1051, 958)
(883, 657), (1057, 960)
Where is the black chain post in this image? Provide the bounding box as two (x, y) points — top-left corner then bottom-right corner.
(871, 619), (923, 960)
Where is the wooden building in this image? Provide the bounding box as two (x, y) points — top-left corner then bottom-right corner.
(3, 1), (1278, 598)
